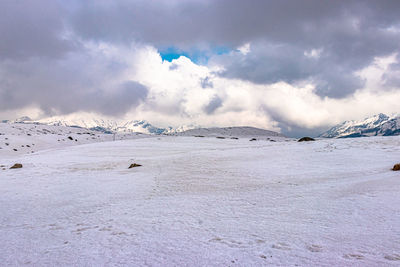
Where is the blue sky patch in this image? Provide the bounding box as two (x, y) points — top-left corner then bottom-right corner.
(159, 46), (231, 64)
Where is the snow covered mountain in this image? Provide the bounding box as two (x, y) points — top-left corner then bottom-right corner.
(319, 113), (400, 138)
(11, 115), (282, 138)
(13, 115), (176, 135)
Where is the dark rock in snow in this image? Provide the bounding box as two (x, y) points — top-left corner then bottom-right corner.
(393, 164), (400, 171)
(128, 163), (142, 169)
(10, 163), (23, 169)
(298, 137), (315, 142)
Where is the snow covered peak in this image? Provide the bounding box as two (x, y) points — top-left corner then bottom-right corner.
(11, 114), (194, 135)
(37, 117), (169, 135)
(14, 116), (32, 123)
(320, 113), (400, 138)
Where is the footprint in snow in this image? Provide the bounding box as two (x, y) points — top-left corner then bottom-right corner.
(343, 253), (364, 260)
(98, 226), (113, 232)
(209, 237), (244, 248)
(271, 242), (291, 251)
(384, 254), (400, 261)
(111, 231), (127, 236)
(48, 223), (64, 230)
(307, 244), (323, 252)
(72, 225), (99, 234)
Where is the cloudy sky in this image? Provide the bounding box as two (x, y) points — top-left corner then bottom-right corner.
(1, 0), (400, 136)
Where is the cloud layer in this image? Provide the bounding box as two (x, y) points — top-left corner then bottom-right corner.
(1, 0), (400, 136)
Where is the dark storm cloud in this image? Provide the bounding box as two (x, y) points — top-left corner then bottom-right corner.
(200, 76), (214, 89)
(76, 81), (148, 116)
(1, 0), (400, 124)
(64, 0), (400, 98)
(0, 0), (75, 60)
(276, 122), (328, 139)
(203, 95), (222, 114)
(208, 19), (400, 97)
(0, 0), (148, 116)
(67, 0), (400, 48)
(0, 55), (148, 116)
(210, 42), (369, 98)
(64, 0), (349, 46)
(261, 105), (330, 138)
(382, 54), (400, 88)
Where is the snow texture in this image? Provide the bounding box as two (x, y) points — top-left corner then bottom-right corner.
(1, 123), (400, 266)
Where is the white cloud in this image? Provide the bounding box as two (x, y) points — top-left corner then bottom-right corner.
(237, 43), (251, 55)
(2, 43), (400, 136)
(133, 48), (400, 130)
(304, 48), (323, 59)
(106, 46), (394, 133)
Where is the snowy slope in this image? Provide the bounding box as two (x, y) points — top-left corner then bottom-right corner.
(320, 113), (400, 138)
(1, 134), (400, 266)
(0, 122), (148, 158)
(9, 113), (177, 135)
(33, 115), (170, 135)
(13, 115), (281, 138)
(174, 126), (284, 138)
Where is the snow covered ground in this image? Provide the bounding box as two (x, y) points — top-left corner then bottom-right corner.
(0, 122), (149, 158)
(1, 129), (400, 266)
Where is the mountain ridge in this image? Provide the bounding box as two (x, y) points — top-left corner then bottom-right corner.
(12, 116), (174, 135)
(9, 115), (282, 137)
(319, 113), (400, 138)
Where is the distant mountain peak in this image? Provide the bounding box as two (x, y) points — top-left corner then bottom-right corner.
(12, 115), (194, 135)
(319, 113), (400, 138)
(15, 116), (32, 122)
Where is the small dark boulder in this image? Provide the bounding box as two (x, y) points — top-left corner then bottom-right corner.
(10, 163), (23, 169)
(128, 163), (142, 169)
(249, 138), (257, 141)
(298, 137), (315, 142)
(393, 164), (400, 171)
(67, 136), (73, 140)
(216, 136), (226, 139)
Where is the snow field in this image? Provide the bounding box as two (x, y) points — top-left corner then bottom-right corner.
(1, 135), (400, 266)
